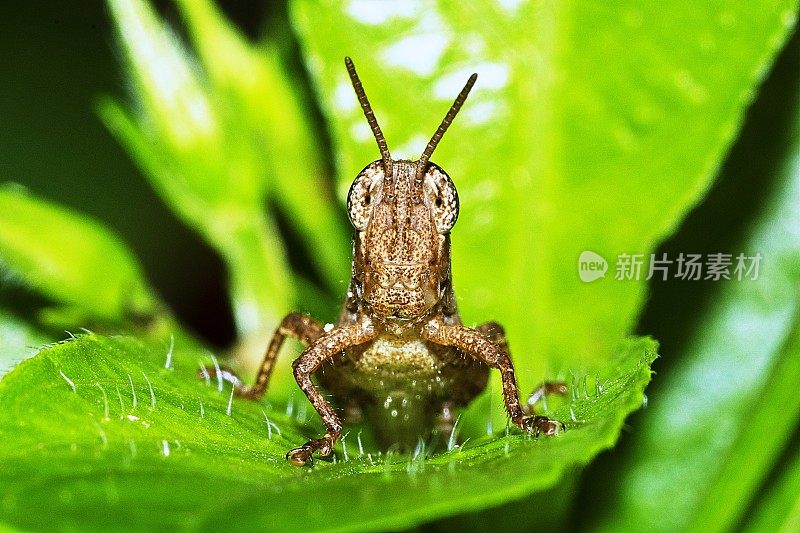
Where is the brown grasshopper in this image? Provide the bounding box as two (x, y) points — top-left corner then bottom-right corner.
(209, 57), (563, 466)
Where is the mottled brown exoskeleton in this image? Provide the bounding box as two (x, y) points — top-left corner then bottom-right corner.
(209, 57), (564, 466)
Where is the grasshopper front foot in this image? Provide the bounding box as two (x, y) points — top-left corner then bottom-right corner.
(517, 381), (568, 436)
(516, 415), (565, 436)
(286, 432), (338, 467)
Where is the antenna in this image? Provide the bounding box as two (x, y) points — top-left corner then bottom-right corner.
(345, 57), (393, 178)
(416, 73), (477, 181)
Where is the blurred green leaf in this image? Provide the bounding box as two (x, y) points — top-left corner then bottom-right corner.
(0, 334), (655, 531)
(101, 0), (289, 338)
(692, 320), (800, 532)
(0, 186), (157, 322)
(745, 443), (800, 533)
(592, 72), (800, 532)
(176, 0), (351, 293)
(0, 308), (51, 378)
(101, 0), (351, 342)
(290, 1), (798, 385)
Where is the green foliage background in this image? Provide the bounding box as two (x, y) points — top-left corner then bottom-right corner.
(0, 1), (798, 531)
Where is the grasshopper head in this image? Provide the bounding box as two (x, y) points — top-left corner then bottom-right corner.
(343, 57), (475, 320)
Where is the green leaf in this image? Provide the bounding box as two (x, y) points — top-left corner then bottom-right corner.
(0, 334), (655, 531)
(0, 186), (157, 322)
(290, 0), (798, 383)
(591, 57), (800, 532)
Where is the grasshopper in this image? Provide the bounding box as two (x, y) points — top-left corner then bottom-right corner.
(209, 58), (563, 466)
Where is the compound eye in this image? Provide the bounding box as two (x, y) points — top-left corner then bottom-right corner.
(347, 161), (384, 231)
(423, 163), (459, 233)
